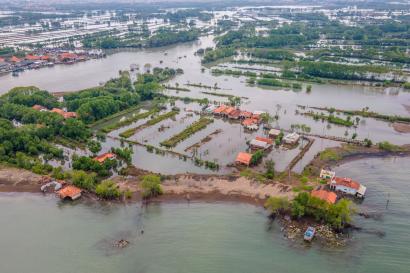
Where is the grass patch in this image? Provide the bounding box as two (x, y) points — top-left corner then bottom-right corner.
(319, 148), (342, 161)
(119, 110), (179, 138)
(101, 108), (159, 133)
(160, 117), (213, 148)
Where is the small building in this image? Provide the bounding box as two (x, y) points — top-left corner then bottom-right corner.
(242, 118), (259, 130)
(51, 108), (77, 119)
(32, 104), (48, 112)
(222, 106), (235, 117)
(228, 109), (241, 119)
(58, 185), (82, 200)
(253, 110), (265, 115)
(204, 104), (217, 113)
(0, 57), (5, 63)
(268, 129), (281, 138)
(320, 169), (335, 180)
(239, 111), (252, 119)
(94, 152), (116, 163)
(283, 132), (300, 145)
(330, 177), (367, 198)
(311, 189), (337, 204)
(249, 139), (272, 150)
(59, 52), (78, 62)
(213, 105), (228, 115)
(255, 136), (273, 145)
(235, 152), (252, 166)
(10, 56), (22, 63)
(25, 54), (42, 61)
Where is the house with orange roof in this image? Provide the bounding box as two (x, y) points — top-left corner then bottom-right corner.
(10, 56), (21, 63)
(242, 118), (259, 130)
(26, 54), (41, 61)
(222, 106), (235, 116)
(228, 109), (241, 119)
(59, 52), (78, 62)
(213, 105), (228, 115)
(239, 111), (252, 119)
(255, 136), (273, 145)
(235, 152), (252, 166)
(32, 104), (48, 112)
(0, 57), (5, 63)
(311, 189), (337, 204)
(58, 185), (82, 200)
(51, 108), (77, 119)
(330, 177), (367, 198)
(94, 153), (116, 163)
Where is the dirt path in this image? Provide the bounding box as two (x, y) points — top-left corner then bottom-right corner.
(0, 166), (43, 192)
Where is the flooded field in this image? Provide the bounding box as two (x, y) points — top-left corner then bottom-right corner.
(1, 35), (409, 175)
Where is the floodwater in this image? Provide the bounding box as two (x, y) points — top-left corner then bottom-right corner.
(1, 35), (410, 174)
(0, 157), (409, 273)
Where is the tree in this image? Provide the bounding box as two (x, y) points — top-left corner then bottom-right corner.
(264, 160), (275, 179)
(141, 174), (163, 198)
(265, 196), (290, 215)
(95, 180), (120, 199)
(87, 140), (102, 155)
(71, 170), (96, 191)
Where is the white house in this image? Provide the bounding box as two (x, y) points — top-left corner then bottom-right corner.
(320, 169), (335, 180)
(283, 132), (300, 145)
(330, 177), (367, 198)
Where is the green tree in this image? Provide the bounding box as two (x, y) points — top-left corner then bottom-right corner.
(141, 174), (163, 198)
(95, 180), (120, 199)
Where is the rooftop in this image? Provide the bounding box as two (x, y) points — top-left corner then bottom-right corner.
(235, 152), (252, 166)
(332, 177), (360, 190)
(58, 185), (82, 200)
(94, 152), (116, 163)
(311, 189), (337, 204)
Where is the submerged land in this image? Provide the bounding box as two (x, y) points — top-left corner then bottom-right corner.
(0, 1), (410, 268)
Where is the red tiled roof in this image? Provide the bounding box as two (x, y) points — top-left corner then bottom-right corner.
(213, 105), (228, 114)
(0, 57), (5, 62)
(311, 190), (337, 204)
(32, 104), (47, 111)
(222, 106), (235, 115)
(239, 111), (252, 118)
(242, 118), (257, 126)
(58, 185), (82, 199)
(235, 152), (252, 166)
(333, 177), (360, 190)
(10, 56), (21, 63)
(51, 108), (77, 119)
(26, 54), (41, 61)
(255, 136), (273, 145)
(228, 109), (241, 118)
(94, 153), (116, 163)
(60, 52), (78, 60)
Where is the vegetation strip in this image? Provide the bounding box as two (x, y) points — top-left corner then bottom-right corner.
(310, 106), (410, 124)
(160, 117), (214, 148)
(119, 110), (179, 138)
(101, 108), (159, 133)
(88, 104), (142, 129)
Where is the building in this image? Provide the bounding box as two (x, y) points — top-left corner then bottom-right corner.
(268, 128), (281, 138)
(204, 104), (217, 113)
(58, 185), (82, 200)
(228, 109), (241, 119)
(222, 106), (235, 117)
(10, 56), (21, 63)
(32, 104), (48, 112)
(242, 118), (259, 130)
(311, 190), (337, 204)
(239, 111), (252, 119)
(330, 177), (367, 198)
(59, 52), (78, 62)
(235, 152), (252, 166)
(320, 169), (335, 180)
(213, 105), (228, 115)
(283, 132), (300, 145)
(255, 136), (273, 145)
(94, 153), (116, 163)
(249, 137), (272, 150)
(51, 108), (77, 119)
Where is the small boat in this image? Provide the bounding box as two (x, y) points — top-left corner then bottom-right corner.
(304, 227), (316, 241)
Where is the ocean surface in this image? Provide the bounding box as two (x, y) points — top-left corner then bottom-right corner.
(0, 157), (409, 273)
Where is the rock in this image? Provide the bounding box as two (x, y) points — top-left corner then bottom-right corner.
(113, 239), (129, 249)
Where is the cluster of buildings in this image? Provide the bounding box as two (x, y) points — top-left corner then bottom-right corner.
(32, 105), (77, 119)
(0, 49), (104, 75)
(311, 169), (367, 204)
(40, 176), (82, 201)
(204, 104), (264, 130)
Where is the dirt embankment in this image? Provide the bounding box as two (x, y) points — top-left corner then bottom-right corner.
(0, 166), (43, 192)
(392, 122), (410, 133)
(114, 173), (294, 205)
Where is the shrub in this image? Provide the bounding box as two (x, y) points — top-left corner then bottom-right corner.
(265, 196), (290, 215)
(71, 170), (96, 191)
(141, 174), (163, 198)
(95, 180), (120, 199)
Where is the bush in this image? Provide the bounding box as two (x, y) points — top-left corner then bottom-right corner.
(95, 180), (120, 199)
(141, 174), (163, 198)
(71, 170), (96, 191)
(378, 141), (400, 152)
(265, 196), (290, 214)
(250, 150), (264, 166)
